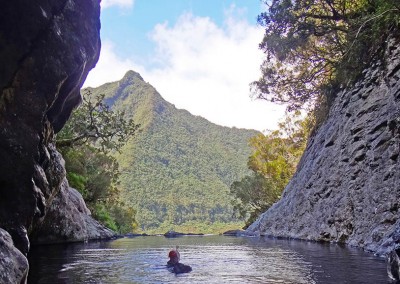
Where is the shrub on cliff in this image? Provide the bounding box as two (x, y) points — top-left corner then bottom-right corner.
(57, 92), (140, 234)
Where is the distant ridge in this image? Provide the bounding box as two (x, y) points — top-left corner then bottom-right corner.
(85, 71), (259, 232)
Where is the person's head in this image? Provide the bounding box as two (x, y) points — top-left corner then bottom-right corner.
(168, 250), (179, 264)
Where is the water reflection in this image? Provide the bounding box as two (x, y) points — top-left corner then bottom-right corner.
(28, 235), (390, 284)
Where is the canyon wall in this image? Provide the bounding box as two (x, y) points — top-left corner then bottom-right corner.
(0, 1), (114, 283)
(247, 37), (400, 256)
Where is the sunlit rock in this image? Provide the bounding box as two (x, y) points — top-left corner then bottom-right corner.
(247, 37), (400, 256)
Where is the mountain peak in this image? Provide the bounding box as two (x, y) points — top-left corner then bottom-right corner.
(121, 70), (143, 82)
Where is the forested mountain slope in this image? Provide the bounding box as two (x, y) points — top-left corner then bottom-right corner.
(85, 71), (259, 232)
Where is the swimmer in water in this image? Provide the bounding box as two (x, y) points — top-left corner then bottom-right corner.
(167, 246), (192, 274)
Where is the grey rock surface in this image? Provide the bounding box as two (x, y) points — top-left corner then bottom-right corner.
(30, 179), (115, 244)
(0, 229), (28, 284)
(247, 38), (400, 256)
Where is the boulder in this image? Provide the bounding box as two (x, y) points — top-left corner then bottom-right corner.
(0, 229), (29, 284)
(30, 179), (115, 244)
(222, 229), (246, 236)
(125, 233), (149, 238)
(164, 230), (205, 237)
(164, 231), (185, 238)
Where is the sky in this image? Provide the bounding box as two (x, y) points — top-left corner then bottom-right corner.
(84, 0), (286, 132)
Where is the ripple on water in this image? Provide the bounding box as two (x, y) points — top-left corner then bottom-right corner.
(28, 235), (389, 284)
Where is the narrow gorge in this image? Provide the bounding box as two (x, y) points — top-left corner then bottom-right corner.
(1, 1), (400, 283)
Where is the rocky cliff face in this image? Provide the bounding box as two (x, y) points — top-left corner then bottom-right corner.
(0, 1), (114, 283)
(247, 37), (400, 256)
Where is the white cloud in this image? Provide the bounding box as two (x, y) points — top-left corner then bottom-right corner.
(84, 40), (145, 88)
(145, 10), (286, 132)
(101, 0), (134, 9)
(84, 7), (286, 132)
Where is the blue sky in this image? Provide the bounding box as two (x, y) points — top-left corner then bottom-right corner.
(85, 0), (286, 132)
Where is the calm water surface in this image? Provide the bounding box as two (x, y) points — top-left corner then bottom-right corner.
(28, 235), (390, 284)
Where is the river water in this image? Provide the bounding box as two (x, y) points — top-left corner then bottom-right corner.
(27, 235), (390, 284)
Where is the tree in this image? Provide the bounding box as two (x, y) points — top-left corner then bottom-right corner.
(57, 90), (140, 153)
(62, 145), (119, 203)
(252, 0), (400, 113)
(248, 112), (312, 189)
(57, 91), (140, 233)
(230, 173), (280, 227)
(230, 113), (312, 227)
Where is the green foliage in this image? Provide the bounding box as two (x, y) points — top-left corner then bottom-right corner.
(66, 172), (88, 198)
(85, 71), (256, 233)
(230, 112), (311, 227)
(248, 112), (312, 188)
(92, 203), (118, 232)
(58, 90), (139, 233)
(60, 143), (138, 233)
(108, 204), (138, 234)
(252, 0), (400, 112)
(57, 91), (140, 153)
(230, 173), (279, 227)
(91, 202), (138, 234)
(61, 145), (119, 202)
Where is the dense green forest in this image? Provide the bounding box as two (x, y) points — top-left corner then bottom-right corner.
(84, 71), (259, 233)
